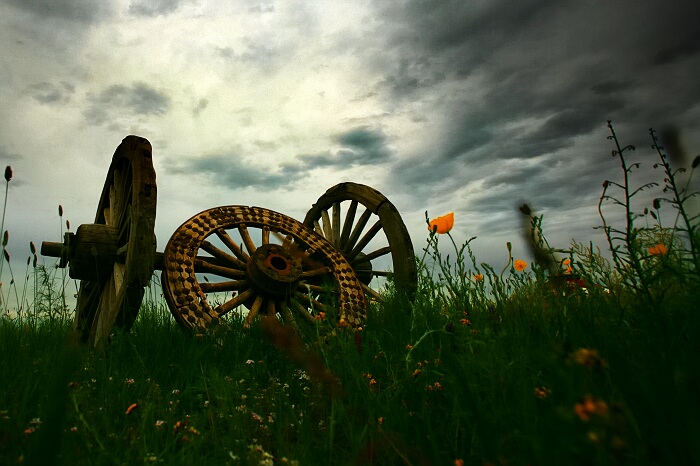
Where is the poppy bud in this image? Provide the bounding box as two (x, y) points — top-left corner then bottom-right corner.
(653, 198), (661, 210)
(4, 166), (12, 182)
(58, 205), (63, 217)
(693, 155), (700, 169)
(30, 241), (36, 254)
(2, 230), (7, 247)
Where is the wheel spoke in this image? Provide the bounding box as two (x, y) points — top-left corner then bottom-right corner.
(215, 228), (249, 262)
(200, 239), (246, 269)
(289, 298), (317, 324)
(294, 291), (331, 313)
(299, 266), (332, 279)
(195, 258), (247, 280)
(200, 280), (248, 293)
(332, 202), (341, 247)
(215, 287), (254, 316)
(244, 294), (265, 328)
(339, 200), (358, 249)
(361, 282), (383, 302)
(348, 219), (383, 259)
(238, 224), (257, 255)
(262, 226), (270, 245)
(278, 300), (296, 324)
(352, 246), (391, 265)
(344, 207), (373, 254)
(321, 209), (333, 245)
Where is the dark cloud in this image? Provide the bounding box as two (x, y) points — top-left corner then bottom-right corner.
(29, 81), (75, 104)
(165, 153), (297, 190)
(192, 98), (209, 117)
(365, 0), (700, 232)
(3, 0), (113, 23)
(296, 127), (393, 169)
(128, 0), (181, 17)
(84, 83), (171, 126)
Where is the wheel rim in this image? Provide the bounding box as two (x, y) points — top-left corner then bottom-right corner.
(162, 205), (367, 333)
(73, 136), (157, 348)
(303, 182), (417, 302)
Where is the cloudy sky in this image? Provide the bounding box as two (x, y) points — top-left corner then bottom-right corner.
(1, 0), (699, 300)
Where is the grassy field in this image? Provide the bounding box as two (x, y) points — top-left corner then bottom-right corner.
(1, 124), (699, 465)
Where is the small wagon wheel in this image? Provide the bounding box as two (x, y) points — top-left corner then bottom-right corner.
(72, 136), (157, 348)
(303, 182), (417, 302)
(161, 205), (367, 334)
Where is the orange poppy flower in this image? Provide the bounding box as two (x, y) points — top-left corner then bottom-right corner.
(125, 403), (139, 415)
(514, 259), (528, 272)
(648, 244), (667, 256)
(473, 274), (484, 282)
(428, 212), (454, 234)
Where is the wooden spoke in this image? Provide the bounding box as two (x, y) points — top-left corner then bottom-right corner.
(215, 228), (249, 262)
(200, 280), (248, 293)
(321, 209), (333, 245)
(299, 266), (332, 279)
(313, 220), (323, 236)
(289, 298), (317, 324)
(352, 246), (391, 264)
(343, 207), (373, 255)
(262, 226), (270, 245)
(294, 291), (331, 313)
(200, 239), (246, 268)
(215, 287), (255, 316)
(244, 295), (265, 328)
(194, 258), (247, 280)
(278, 300), (296, 324)
(339, 199), (358, 248)
(348, 219), (383, 260)
(367, 270), (392, 277)
(332, 201), (341, 247)
(361, 283), (383, 302)
(297, 282), (335, 294)
(238, 224), (256, 255)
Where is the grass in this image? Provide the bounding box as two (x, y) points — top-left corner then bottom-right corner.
(1, 122), (699, 465)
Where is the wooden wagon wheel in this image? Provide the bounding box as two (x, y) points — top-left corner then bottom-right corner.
(303, 182), (417, 302)
(70, 136), (157, 348)
(161, 205), (367, 334)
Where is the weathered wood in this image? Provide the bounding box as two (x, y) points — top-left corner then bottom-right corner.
(303, 182), (417, 300)
(68, 224), (118, 281)
(161, 206), (367, 333)
(71, 135), (157, 349)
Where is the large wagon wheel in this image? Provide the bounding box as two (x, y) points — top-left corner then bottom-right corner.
(303, 182), (417, 302)
(161, 205), (367, 335)
(70, 136), (157, 348)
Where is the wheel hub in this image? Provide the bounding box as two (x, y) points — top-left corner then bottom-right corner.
(246, 243), (303, 297)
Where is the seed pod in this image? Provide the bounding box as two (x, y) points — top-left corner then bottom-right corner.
(2, 230), (7, 246)
(3, 249), (9, 262)
(4, 166), (12, 182)
(653, 198), (661, 210)
(693, 155), (700, 169)
(26, 256), (30, 266)
(66, 220), (70, 230)
(58, 205), (63, 217)
(519, 203), (532, 216)
(33, 254), (37, 268)
(30, 241), (36, 254)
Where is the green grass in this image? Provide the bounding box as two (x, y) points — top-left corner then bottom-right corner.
(1, 268), (698, 465)
(1, 122), (699, 465)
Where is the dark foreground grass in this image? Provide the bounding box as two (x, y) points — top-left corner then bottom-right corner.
(1, 280), (698, 466)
